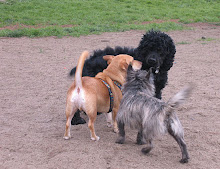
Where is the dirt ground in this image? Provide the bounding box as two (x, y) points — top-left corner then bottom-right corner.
(0, 24), (219, 169)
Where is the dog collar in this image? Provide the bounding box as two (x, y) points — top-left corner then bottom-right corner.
(155, 67), (160, 74)
(113, 81), (122, 91)
(99, 79), (122, 113)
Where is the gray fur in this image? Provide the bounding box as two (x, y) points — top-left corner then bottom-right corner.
(116, 65), (192, 163)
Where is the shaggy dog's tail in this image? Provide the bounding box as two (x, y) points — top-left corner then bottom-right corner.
(167, 85), (193, 112)
(74, 51), (89, 88)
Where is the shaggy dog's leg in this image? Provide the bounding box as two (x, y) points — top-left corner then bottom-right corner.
(115, 121), (125, 144)
(136, 127), (146, 145)
(71, 110), (86, 125)
(167, 117), (189, 163)
(141, 139), (153, 154)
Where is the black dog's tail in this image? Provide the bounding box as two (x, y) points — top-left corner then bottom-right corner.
(167, 85), (193, 112)
(69, 67), (77, 76)
(69, 46), (136, 77)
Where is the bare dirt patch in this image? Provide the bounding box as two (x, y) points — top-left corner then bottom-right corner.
(0, 24), (219, 169)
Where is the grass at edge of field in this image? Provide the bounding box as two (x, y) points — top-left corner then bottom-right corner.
(0, 22), (188, 38)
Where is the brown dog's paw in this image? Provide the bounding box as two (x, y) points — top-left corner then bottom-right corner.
(106, 122), (113, 128)
(63, 136), (71, 140)
(113, 128), (119, 133)
(91, 136), (100, 141)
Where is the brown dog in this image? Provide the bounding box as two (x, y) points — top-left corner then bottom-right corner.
(64, 51), (142, 141)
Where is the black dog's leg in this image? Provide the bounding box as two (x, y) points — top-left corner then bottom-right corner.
(136, 127), (146, 145)
(154, 71), (168, 99)
(115, 121), (125, 144)
(155, 88), (162, 99)
(71, 110), (86, 125)
(141, 139), (153, 154)
(167, 119), (189, 163)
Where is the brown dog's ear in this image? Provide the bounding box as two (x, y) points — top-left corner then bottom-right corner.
(103, 55), (114, 65)
(120, 59), (129, 71)
(131, 60), (142, 70)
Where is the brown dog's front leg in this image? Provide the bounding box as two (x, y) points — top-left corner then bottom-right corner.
(115, 121), (125, 144)
(112, 110), (119, 133)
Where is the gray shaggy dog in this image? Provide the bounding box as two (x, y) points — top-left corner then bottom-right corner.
(116, 65), (192, 163)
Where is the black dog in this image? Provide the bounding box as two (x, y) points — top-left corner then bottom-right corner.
(69, 30), (176, 125)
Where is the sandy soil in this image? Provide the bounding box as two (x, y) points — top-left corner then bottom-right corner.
(0, 24), (220, 169)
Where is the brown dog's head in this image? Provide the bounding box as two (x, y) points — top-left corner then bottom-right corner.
(103, 54), (142, 84)
(103, 54), (142, 71)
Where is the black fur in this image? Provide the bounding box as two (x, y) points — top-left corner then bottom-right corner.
(136, 30), (176, 99)
(70, 46), (136, 77)
(70, 30), (176, 125)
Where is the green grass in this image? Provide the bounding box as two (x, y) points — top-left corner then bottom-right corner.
(177, 41), (191, 45)
(198, 37), (217, 41)
(0, 0), (219, 37)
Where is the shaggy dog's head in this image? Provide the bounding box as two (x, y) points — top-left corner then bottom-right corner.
(136, 30), (176, 74)
(123, 64), (155, 96)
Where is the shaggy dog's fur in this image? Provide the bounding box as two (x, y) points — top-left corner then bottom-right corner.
(116, 65), (191, 163)
(70, 30), (176, 125)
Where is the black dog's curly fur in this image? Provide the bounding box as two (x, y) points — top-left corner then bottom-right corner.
(136, 30), (176, 99)
(69, 30), (176, 125)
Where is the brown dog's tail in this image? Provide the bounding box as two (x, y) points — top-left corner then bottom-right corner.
(167, 85), (193, 112)
(74, 51), (89, 88)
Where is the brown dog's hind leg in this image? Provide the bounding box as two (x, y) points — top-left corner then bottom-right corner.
(64, 104), (77, 140)
(87, 112), (100, 141)
(167, 118), (189, 163)
(115, 120), (125, 144)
